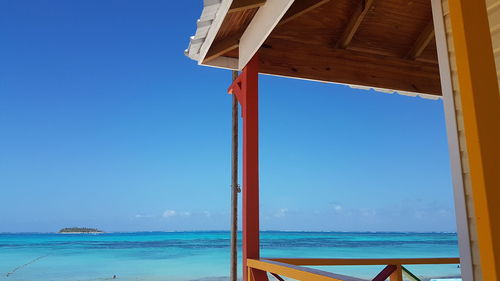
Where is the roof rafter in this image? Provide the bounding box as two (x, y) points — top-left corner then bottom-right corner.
(406, 21), (435, 60)
(336, 0), (374, 49)
(228, 0), (266, 14)
(204, 0), (330, 64)
(277, 0), (331, 27)
(203, 32), (242, 63)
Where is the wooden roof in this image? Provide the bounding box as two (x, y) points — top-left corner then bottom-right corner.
(189, 0), (441, 96)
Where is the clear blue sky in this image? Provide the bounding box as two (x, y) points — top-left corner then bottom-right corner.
(0, 0), (456, 232)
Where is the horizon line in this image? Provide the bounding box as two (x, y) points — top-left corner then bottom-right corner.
(0, 230), (458, 234)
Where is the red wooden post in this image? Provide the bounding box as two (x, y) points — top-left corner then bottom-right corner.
(228, 56), (268, 281)
(372, 265), (397, 281)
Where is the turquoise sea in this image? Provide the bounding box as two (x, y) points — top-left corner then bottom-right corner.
(0, 232), (460, 281)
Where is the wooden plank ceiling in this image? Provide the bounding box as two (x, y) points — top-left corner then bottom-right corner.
(205, 0), (441, 96)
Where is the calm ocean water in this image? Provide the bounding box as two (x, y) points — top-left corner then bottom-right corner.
(0, 232), (460, 281)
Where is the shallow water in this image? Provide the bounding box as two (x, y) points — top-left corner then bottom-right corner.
(0, 232), (460, 281)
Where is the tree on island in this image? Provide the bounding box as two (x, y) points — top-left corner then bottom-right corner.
(58, 227), (103, 233)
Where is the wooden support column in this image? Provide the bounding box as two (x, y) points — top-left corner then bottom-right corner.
(228, 56), (268, 281)
(389, 265), (403, 281)
(336, 0), (374, 49)
(448, 0), (500, 281)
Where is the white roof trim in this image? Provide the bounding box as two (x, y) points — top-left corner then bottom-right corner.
(349, 85), (442, 100)
(185, 0), (233, 63)
(184, 1), (442, 100)
(238, 0), (295, 69)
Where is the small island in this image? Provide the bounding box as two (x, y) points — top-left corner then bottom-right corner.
(58, 227), (103, 234)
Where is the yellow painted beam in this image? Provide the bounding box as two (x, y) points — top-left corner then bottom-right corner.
(448, 0), (500, 280)
(247, 259), (362, 281)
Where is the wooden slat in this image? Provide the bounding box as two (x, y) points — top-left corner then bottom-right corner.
(266, 257), (460, 266)
(247, 259), (365, 281)
(277, 0), (331, 27)
(229, 0), (266, 14)
(406, 21), (435, 59)
(336, 0), (374, 49)
(340, 0), (433, 57)
(258, 38), (442, 95)
(204, 32), (242, 63)
(215, 8), (260, 43)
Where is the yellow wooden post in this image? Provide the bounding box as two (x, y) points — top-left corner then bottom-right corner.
(448, 0), (500, 280)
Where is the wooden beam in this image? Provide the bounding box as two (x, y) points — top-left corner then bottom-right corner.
(203, 32), (242, 63)
(336, 0), (374, 49)
(229, 0), (266, 14)
(348, 46), (438, 64)
(258, 38), (442, 95)
(206, 0), (329, 64)
(247, 259), (365, 281)
(277, 0), (331, 27)
(230, 57), (263, 281)
(266, 258), (460, 266)
(406, 21), (435, 60)
(448, 0), (500, 279)
(238, 0), (295, 69)
(390, 265), (403, 281)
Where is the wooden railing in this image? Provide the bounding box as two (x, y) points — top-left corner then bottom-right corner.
(247, 257), (460, 281)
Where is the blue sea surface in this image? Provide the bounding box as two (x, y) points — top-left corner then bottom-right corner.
(0, 232), (460, 281)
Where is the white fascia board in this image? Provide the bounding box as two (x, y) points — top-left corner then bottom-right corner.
(238, 0), (295, 69)
(197, 0), (234, 65)
(431, 0), (474, 280)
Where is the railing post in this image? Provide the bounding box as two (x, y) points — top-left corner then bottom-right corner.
(228, 55), (267, 281)
(389, 265), (403, 281)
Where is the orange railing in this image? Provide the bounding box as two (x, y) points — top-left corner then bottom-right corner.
(247, 257), (460, 281)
